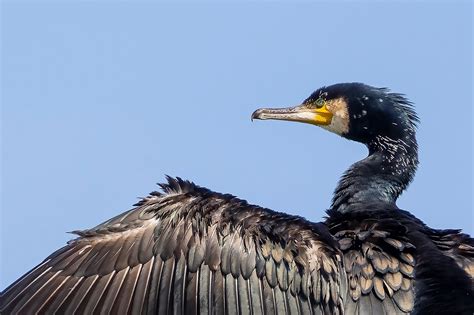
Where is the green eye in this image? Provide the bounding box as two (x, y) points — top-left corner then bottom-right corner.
(315, 98), (325, 108)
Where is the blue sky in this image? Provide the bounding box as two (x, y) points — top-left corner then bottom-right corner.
(1, 1), (472, 289)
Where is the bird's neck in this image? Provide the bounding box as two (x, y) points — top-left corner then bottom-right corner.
(331, 134), (418, 213)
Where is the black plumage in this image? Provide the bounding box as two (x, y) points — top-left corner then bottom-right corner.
(1, 83), (473, 314)
(1, 178), (345, 314)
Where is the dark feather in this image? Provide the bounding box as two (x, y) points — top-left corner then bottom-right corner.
(61, 275), (99, 314)
(212, 270), (225, 314)
(131, 258), (153, 314)
(240, 248), (256, 280)
(79, 272), (114, 313)
(358, 295), (372, 315)
(5, 175), (468, 315)
(273, 285), (287, 314)
(43, 276), (84, 313)
(111, 264), (141, 313)
(145, 256), (163, 314)
(265, 258), (278, 288)
(187, 270), (199, 314)
(157, 257), (175, 314)
(286, 288), (299, 315)
(198, 264), (210, 314)
(392, 289), (414, 313)
(172, 253), (186, 314)
(249, 270), (263, 314)
(237, 276), (250, 315)
(261, 277), (275, 314)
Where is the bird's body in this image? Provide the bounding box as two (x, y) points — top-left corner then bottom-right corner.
(1, 83), (473, 314)
(326, 207), (474, 315)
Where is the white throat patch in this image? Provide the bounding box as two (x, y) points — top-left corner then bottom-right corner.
(321, 97), (349, 135)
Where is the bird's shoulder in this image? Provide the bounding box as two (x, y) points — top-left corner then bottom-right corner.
(325, 208), (416, 314)
(426, 228), (474, 279)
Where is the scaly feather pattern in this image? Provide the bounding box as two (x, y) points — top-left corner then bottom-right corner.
(1, 177), (344, 314)
(326, 206), (474, 315)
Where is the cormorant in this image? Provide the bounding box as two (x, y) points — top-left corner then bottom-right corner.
(1, 83), (472, 314)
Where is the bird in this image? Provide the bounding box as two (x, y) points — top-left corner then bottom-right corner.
(1, 83), (472, 314)
(253, 83), (474, 314)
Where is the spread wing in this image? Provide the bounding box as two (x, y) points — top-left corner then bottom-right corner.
(1, 177), (345, 314)
(326, 209), (416, 315)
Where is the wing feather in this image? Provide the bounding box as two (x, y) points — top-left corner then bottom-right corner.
(0, 262), (51, 311)
(157, 257), (174, 314)
(224, 273), (238, 314)
(62, 274), (99, 314)
(78, 271), (114, 313)
(12, 270), (61, 313)
(111, 263), (142, 313)
(198, 263), (210, 313)
(184, 267), (198, 315)
(237, 275), (250, 315)
(43, 275), (84, 312)
(213, 269), (225, 314)
(97, 267), (127, 313)
(261, 276), (275, 314)
(145, 255), (163, 314)
(273, 284), (287, 314)
(1, 177), (344, 314)
(130, 257), (153, 314)
(327, 212), (416, 314)
(172, 253), (186, 314)
(248, 269), (263, 314)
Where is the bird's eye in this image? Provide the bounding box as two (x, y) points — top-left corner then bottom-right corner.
(315, 98), (325, 108)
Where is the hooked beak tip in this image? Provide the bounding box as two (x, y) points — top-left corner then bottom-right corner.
(251, 109), (264, 121)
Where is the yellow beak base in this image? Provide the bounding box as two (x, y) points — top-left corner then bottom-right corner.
(313, 107), (333, 125)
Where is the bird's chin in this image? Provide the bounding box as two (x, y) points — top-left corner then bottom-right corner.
(319, 115), (349, 136)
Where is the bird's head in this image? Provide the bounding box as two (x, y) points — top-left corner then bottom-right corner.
(252, 83), (418, 147)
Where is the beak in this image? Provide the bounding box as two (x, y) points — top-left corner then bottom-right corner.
(251, 104), (333, 126)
